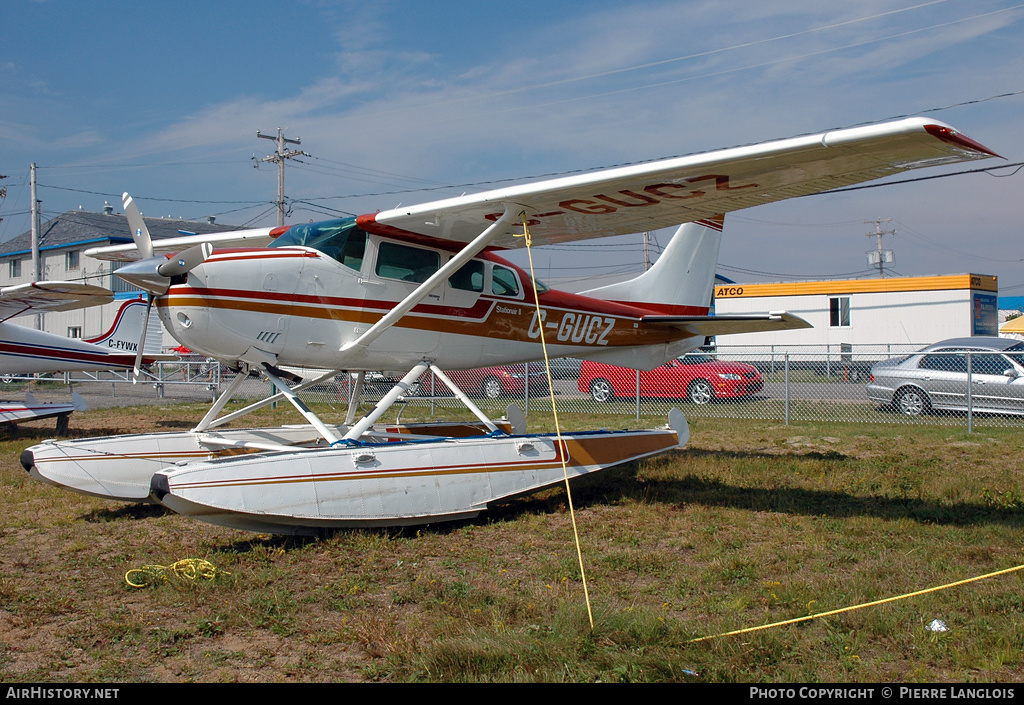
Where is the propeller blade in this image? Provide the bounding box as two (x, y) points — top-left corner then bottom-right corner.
(156, 242), (213, 277)
(132, 296), (154, 385)
(122, 192), (154, 260)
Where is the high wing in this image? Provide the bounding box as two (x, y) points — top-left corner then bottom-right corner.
(361, 117), (998, 247)
(85, 228), (276, 263)
(0, 282), (114, 323)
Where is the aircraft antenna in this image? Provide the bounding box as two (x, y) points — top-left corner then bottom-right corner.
(256, 128), (310, 227)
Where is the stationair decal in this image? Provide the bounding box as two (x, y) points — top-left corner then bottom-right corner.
(484, 174), (757, 224)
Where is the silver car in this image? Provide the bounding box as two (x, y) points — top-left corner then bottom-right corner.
(866, 337), (1024, 417)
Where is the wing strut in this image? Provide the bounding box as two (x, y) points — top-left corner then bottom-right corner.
(340, 205), (518, 354)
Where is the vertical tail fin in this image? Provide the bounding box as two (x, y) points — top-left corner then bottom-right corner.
(580, 216), (723, 314)
(85, 297), (162, 356)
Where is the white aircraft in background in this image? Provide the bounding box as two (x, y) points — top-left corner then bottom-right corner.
(0, 283), (162, 431)
(22, 117), (1000, 533)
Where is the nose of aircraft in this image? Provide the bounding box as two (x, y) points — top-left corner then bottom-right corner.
(114, 257), (172, 296)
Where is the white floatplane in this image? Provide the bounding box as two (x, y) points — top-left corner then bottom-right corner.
(22, 117), (999, 533)
(0, 282), (161, 430)
(1, 392), (86, 434)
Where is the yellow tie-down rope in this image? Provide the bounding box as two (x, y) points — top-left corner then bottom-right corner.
(689, 562), (1024, 643)
(125, 558), (229, 588)
(517, 213), (594, 629)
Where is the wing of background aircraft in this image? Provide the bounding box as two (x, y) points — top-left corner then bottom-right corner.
(0, 281), (114, 322)
(85, 228), (276, 263)
(0, 284), (169, 375)
(360, 117), (998, 247)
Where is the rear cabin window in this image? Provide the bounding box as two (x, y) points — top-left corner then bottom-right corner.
(270, 218), (366, 271)
(376, 242), (440, 283)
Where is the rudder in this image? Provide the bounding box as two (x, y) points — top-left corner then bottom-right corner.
(86, 297), (162, 356)
(580, 216), (723, 314)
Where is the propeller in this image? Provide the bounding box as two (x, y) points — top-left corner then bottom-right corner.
(118, 194), (214, 383)
(132, 296), (154, 384)
(122, 192), (153, 260)
(157, 242), (214, 277)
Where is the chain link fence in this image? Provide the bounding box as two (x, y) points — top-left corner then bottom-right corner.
(8, 346), (1024, 432)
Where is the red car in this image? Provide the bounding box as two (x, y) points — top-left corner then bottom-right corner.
(362, 365), (551, 400)
(444, 365), (552, 399)
(578, 354), (763, 404)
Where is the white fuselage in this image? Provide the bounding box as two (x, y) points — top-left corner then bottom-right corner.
(157, 232), (702, 373)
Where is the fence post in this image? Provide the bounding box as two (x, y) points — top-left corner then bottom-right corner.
(784, 352), (790, 425)
(523, 362), (529, 415)
(635, 368), (641, 421)
(966, 351), (973, 434)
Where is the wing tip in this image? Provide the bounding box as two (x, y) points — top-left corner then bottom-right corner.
(923, 124), (1002, 159)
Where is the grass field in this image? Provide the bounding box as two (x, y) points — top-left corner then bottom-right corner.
(1, 402), (1023, 683)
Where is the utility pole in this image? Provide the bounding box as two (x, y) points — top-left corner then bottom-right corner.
(0, 171), (7, 224)
(30, 163), (41, 282)
(865, 218), (895, 277)
(256, 128), (308, 227)
(30, 163), (42, 328)
(643, 232), (651, 271)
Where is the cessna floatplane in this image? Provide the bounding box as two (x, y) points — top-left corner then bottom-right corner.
(0, 283), (160, 431)
(22, 117), (999, 534)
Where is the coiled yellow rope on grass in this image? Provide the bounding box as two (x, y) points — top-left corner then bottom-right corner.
(125, 559), (228, 588)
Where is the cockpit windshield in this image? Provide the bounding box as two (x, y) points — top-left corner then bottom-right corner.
(269, 217), (366, 271)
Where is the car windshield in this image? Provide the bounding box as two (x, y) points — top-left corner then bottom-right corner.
(679, 354), (714, 365)
(269, 217), (366, 271)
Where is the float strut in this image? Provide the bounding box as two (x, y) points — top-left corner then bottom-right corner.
(342, 361), (430, 442)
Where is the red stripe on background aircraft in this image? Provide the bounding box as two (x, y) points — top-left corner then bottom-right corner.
(0, 284), (165, 428)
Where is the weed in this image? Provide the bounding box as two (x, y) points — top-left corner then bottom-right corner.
(4, 406), (1024, 682)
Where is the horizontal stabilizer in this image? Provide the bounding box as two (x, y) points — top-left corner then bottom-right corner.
(642, 311), (811, 337)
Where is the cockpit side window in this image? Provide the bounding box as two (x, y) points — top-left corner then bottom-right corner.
(492, 265), (520, 297)
(376, 241), (440, 283)
(269, 217), (366, 272)
(449, 260), (484, 292)
(340, 230), (366, 271)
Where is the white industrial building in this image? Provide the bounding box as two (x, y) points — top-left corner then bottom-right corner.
(712, 273), (999, 353)
(0, 208), (240, 348)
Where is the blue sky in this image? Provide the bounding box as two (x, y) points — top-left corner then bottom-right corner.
(2, 0), (1023, 295)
